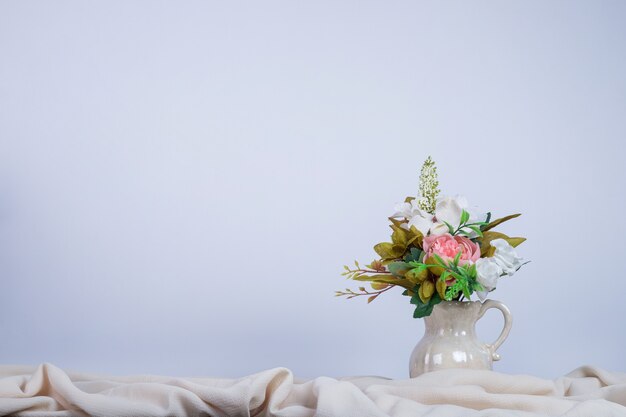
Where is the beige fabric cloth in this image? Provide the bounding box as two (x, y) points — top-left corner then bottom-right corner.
(0, 364), (624, 417)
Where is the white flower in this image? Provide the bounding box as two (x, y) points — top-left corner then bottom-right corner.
(392, 201), (434, 236)
(475, 239), (524, 301)
(490, 239), (525, 276)
(433, 195), (488, 237)
(476, 257), (502, 292)
(392, 202), (421, 220)
(392, 195), (487, 237)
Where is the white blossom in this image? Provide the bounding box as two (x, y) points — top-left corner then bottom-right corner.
(475, 238), (525, 301)
(392, 195), (487, 237)
(490, 238), (525, 276)
(391, 201), (434, 236)
(476, 257), (502, 292)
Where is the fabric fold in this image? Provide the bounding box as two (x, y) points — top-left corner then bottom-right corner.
(0, 364), (624, 417)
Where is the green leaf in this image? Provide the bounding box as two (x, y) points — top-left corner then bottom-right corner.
(462, 283), (472, 299)
(445, 280), (462, 300)
(388, 261), (410, 277)
(410, 292), (442, 318)
(431, 253), (448, 267)
(403, 247), (422, 263)
(472, 220), (489, 226)
(468, 225), (483, 237)
(448, 270), (464, 281)
(410, 299), (429, 318)
(465, 262), (477, 277)
(442, 221), (455, 234)
(460, 209), (470, 224)
(453, 250), (462, 265)
(440, 270), (449, 283)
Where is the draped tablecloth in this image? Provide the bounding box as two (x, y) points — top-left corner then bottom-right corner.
(0, 364), (624, 416)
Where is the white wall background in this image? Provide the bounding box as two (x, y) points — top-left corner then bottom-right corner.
(1, 1), (625, 379)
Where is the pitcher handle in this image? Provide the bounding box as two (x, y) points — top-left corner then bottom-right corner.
(478, 300), (513, 361)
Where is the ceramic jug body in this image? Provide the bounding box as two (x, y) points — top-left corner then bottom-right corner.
(409, 300), (512, 378)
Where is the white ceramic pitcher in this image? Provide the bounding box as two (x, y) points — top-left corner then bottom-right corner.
(409, 299), (512, 377)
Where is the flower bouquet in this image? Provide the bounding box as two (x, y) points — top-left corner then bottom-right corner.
(337, 157), (527, 319)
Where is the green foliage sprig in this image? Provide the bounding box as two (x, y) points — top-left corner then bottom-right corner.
(443, 209), (491, 237)
(407, 252), (484, 302)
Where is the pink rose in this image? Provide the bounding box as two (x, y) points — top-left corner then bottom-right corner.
(423, 233), (481, 265)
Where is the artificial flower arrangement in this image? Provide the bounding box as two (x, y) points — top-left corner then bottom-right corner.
(336, 157), (527, 318)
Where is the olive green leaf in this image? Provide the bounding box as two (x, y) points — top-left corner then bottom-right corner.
(351, 274), (414, 290)
(405, 268), (429, 284)
(425, 255), (445, 276)
(388, 217), (406, 228)
(391, 225), (409, 246)
(391, 223), (422, 247)
(479, 231), (526, 256)
(409, 227), (424, 248)
(482, 213), (521, 232)
(436, 276), (447, 299)
(373, 242), (405, 260)
(418, 280), (435, 303)
(371, 282), (390, 290)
